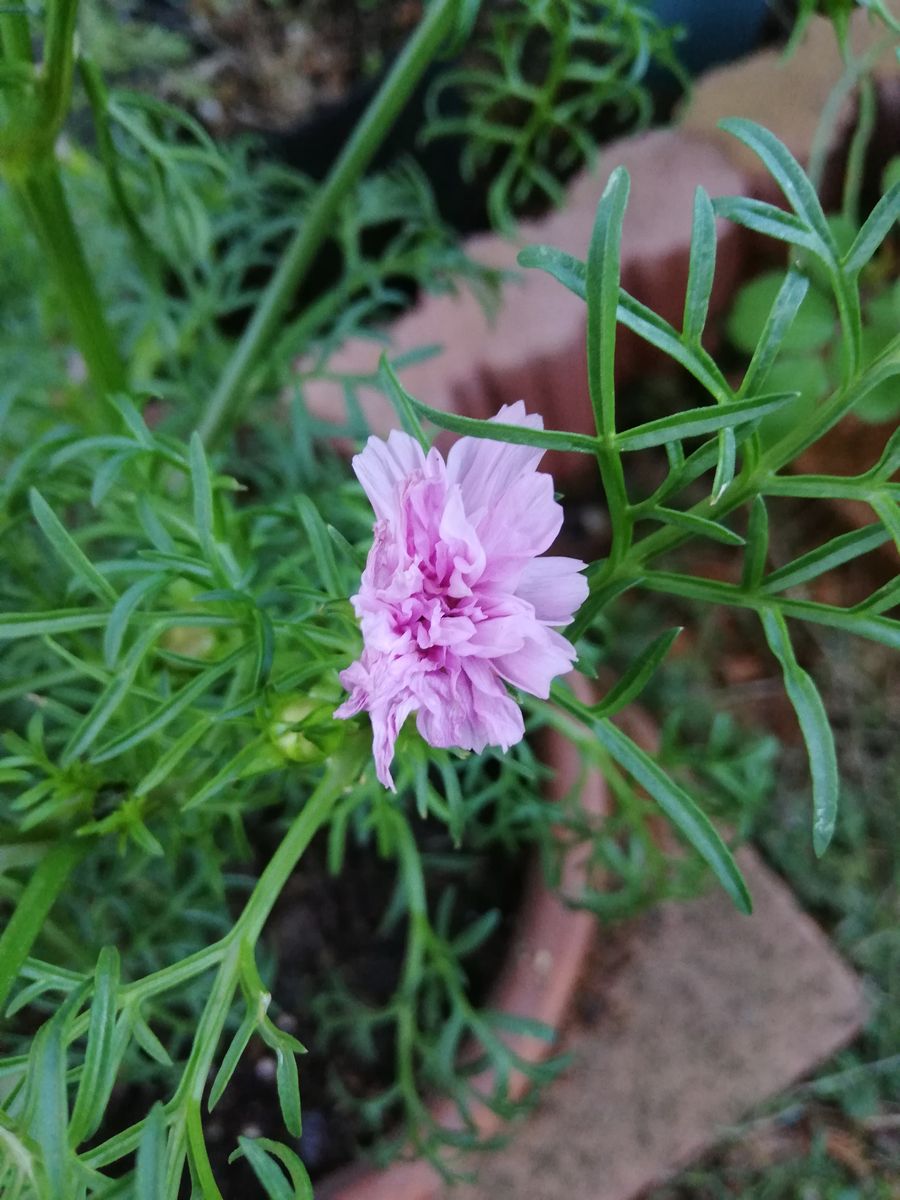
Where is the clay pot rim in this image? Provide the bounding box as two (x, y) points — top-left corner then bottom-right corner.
(317, 675), (608, 1200)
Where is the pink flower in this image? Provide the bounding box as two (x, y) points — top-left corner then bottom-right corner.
(335, 403), (588, 789)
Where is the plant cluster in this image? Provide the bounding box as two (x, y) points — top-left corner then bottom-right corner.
(0, 1), (898, 1198)
(424, 0), (686, 231)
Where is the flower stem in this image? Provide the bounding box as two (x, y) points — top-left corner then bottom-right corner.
(198, 0), (463, 448)
(14, 160), (127, 397)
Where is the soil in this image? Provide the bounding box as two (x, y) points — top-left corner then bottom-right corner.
(129, 0), (425, 137)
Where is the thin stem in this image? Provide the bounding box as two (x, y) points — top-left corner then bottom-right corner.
(842, 76), (877, 226)
(14, 159), (127, 396)
(84, 736), (367, 1173)
(0, 6), (31, 63)
(198, 0), (462, 448)
(41, 0), (80, 138)
(572, 342), (899, 641)
(390, 809), (431, 1144)
(0, 840), (86, 1012)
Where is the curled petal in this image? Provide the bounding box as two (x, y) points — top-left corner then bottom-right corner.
(353, 430), (427, 521)
(515, 556), (589, 625)
(446, 401), (545, 516)
(494, 625), (577, 699)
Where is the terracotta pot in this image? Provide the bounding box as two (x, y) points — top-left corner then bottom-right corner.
(317, 676), (609, 1200)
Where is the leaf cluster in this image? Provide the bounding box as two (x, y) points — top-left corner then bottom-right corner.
(423, 0), (686, 231)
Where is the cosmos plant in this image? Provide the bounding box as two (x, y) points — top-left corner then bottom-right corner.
(0, 1), (898, 1196)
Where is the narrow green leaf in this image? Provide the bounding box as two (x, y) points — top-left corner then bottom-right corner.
(377, 355), (430, 451)
(90, 647), (246, 765)
(712, 196), (824, 255)
(617, 293), (731, 402)
(234, 1138), (312, 1200)
(872, 426), (900, 480)
(62, 625), (161, 765)
(742, 496), (769, 591)
(718, 119), (832, 247)
(451, 909), (501, 958)
(407, 395), (598, 454)
(295, 496), (342, 595)
(763, 523), (891, 594)
(871, 495), (900, 556)
(682, 187), (716, 343)
(650, 507), (745, 546)
(104, 574), (167, 668)
(131, 1011), (172, 1067)
(189, 431), (217, 563)
(590, 628), (682, 718)
(326, 523), (366, 572)
(586, 167), (630, 438)
(181, 737), (272, 812)
(851, 576), (900, 616)
(25, 1021), (72, 1198)
(617, 392), (797, 451)
(134, 719), (210, 798)
(253, 608), (275, 690)
(517, 244), (586, 299)
(842, 181), (900, 274)
(0, 610), (106, 641)
(0, 842), (85, 1014)
(92, 450), (141, 507)
(135, 1104), (166, 1200)
(208, 1012), (256, 1113)
(641, 570), (900, 648)
(711, 426), (736, 504)
(69, 947), (120, 1145)
(137, 495), (175, 554)
(760, 610), (838, 855)
(108, 394), (155, 448)
(29, 490), (117, 604)
(568, 706), (751, 913)
(739, 269), (810, 398)
(260, 1025), (302, 1138)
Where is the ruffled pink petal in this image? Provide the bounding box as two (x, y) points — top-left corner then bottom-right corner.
(445, 401), (545, 516)
(352, 430), (427, 521)
(338, 404), (583, 787)
(493, 625), (577, 699)
(515, 557), (588, 625)
(370, 693), (418, 790)
(415, 661), (524, 754)
(477, 472), (562, 564)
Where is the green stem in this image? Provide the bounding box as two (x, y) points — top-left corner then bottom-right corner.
(198, 0), (462, 448)
(41, 0), (80, 137)
(0, 840), (86, 1013)
(0, 7), (31, 63)
(84, 737), (367, 1173)
(390, 810), (430, 1140)
(15, 159), (127, 396)
(573, 344), (899, 641)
